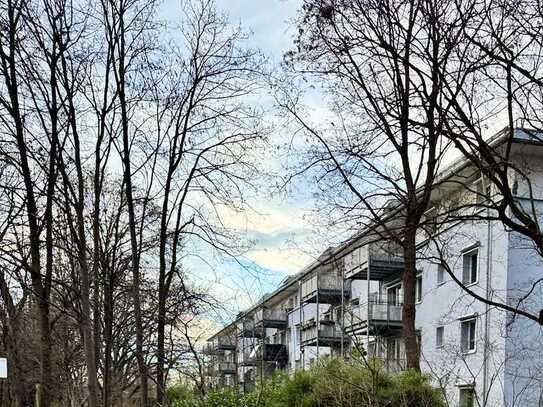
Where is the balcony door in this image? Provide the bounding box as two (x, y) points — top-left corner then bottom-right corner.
(386, 284), (402, 305)
(386, 337), (403, 361)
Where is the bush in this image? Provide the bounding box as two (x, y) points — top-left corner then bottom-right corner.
(205, 387), (241, 407)
(167, 383), (201, 407)
(170, 358), (446, 407)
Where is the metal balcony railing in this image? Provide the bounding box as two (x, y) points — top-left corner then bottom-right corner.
(238, 320), (263, 339)
(383, 358), (406, 373)
(301, 272), (349, 304)
(344, 295), (403, 335)
(255, 308), (288, 329)
(218, 362), (237, 374)
(240, 344), (288, 366)
(300, 318), (346, 346)
(205, 336), (236, 353)
(344, 242), (404, 280)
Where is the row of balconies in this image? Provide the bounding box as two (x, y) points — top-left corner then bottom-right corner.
(208, 296), (404, 354)
(205, 300), (405, 384)
(206, 241), (405, 380)
(206, 362), (237, 376)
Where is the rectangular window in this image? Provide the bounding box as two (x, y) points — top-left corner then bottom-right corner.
(368, 342), (376, 357)
(386, 337), (402, 360)
(459, 387), (475, 407)
(461, 318), (476, 353)
(436, 326), (444, 348)
(462, 250), (478, 285)
(387, 285), (402, 306)
(437, 264), (445, 285)
(416, 275), (422, 303)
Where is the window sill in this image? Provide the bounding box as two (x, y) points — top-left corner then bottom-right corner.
(461, 349), (476, 355)
(463, 281), (478, 288)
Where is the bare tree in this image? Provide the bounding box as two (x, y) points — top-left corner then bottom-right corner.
(280, 0), (469, 370)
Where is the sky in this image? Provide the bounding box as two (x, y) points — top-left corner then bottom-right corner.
(158, 0), (325, 324)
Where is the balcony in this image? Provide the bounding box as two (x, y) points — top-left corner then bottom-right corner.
(343, 242), (404, 280)
(255, 308), (288, 329)
(218, 362), (237, 375)
(301, 272), (350, 304)
(205, 336), (237, 354)
(369, 357), (406, 373)
(300, 318), (347, 347)
(344, 296), (402, 336)
(240, 344), (288, 366)
(238, 320), (263, 339)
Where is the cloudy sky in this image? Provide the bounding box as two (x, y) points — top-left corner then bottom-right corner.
(158, 0), (327, 322)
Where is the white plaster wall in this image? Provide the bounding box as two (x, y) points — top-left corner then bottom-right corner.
(415, 217), (510, 406)
(503, 223), (543, 407)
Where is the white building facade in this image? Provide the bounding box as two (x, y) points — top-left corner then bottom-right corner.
(205, 131), (543, 407)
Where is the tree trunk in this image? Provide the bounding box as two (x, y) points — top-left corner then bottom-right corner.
(402, 228), (420, 371)
(113, 2), (149, 404)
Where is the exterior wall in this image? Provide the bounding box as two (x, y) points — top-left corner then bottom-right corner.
(503, 225), (543, 406)
(415, 217), (510, 406)
(206, 143), (543, 406)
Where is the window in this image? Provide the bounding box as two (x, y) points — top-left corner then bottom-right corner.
(387, 285), (402, 306)
(436, 326), (444, 348)
(416, 275), (423, 303)
(386, 337), (402, 361)
(462, 250), (478, 285)
(368, 342), (376, 357)
(459, 387), (475, 407)
(461, 318), (476, 353)
(437, 264), (445, 285)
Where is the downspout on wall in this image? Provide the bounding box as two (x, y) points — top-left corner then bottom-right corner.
(483, 187), (493, 406)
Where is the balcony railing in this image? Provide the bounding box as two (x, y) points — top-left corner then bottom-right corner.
(240, 344), (288, 366)
(369, 357), (407, 373)
(344, 296), (402, 336)
(218, 362), (237, 375)
(205, 336), (236, 353)
(238, 320), (263, 339)
(301, 272), (349, 304)
(300, 318), (346, 347)
(344, 242), (404, 280)
(255, 308), (288, 329)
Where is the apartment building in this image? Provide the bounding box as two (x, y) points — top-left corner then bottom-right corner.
(205, 129), (543, 407)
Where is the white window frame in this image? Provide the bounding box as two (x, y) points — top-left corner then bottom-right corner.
(436, 326), (444, 349)
(462, 249), (479, 286)
(460, 317), (477, 354)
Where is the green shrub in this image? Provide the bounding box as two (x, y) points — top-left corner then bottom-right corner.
(172, 358), (446, 407)
(167, 383), (201, 407)
(205, 387), (241, 407)
(386, 369), (446, 407)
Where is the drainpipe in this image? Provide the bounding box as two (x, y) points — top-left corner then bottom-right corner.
(483, 188), (493, 406)
(367, 252), (371, 358)
(299, 280), (304, 370)
(317, 269), (320, 361)
(341, 257), (345, 358)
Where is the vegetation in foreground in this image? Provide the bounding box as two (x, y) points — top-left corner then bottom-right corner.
(168, 358), (446, 407)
